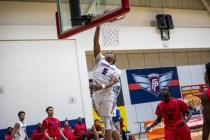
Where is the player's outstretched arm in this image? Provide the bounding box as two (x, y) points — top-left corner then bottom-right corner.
(146, 116), (162, 132)
(181, 109), (192, 125)
(93, 26), (101, 58)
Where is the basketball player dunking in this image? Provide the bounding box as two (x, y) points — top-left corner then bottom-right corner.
(146, 87), (192, 140)
(90, 26), (121, 140)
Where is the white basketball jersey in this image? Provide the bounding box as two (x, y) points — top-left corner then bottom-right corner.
(93, 53), (121, 88)
(14, 121), (26, 140)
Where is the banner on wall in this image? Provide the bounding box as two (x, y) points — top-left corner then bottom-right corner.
(126, 67), (181, 104)
(145, 120), (165, 140)
(181, 84), (208, 129)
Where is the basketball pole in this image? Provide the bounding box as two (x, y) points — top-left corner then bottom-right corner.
(69, 0), (81, 26)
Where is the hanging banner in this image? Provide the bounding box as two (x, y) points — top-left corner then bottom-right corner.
(181, 84), (208, 100)
(181, 84), (208, 129)
(126, 67), (181, 104)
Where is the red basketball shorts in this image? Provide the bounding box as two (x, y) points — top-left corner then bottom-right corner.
(164, 124), (191, 140)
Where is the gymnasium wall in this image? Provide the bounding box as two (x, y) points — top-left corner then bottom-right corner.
(0, 0), (210, 133)
(0, 40), (87, 128)
(86, 51), (210, 71)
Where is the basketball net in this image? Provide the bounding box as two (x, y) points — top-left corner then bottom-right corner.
(100, 15), (125, 48)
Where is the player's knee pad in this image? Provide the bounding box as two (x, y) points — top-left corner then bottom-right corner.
(102, 116), (112, 130)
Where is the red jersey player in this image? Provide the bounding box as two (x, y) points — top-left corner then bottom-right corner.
(91, 119), (104, 140)
(201, 62), (210, 140)
(31, 123), (45, 140)
(74, 117), (89, 140)
(146, 87), (192, 140)
(4, 127), (13, 140)
(62, 120), (79, 140)
(42, 106), (68, 140)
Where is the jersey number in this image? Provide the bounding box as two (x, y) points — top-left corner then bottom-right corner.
(166, 113), (174, 120)
(102, 68), (108, 75)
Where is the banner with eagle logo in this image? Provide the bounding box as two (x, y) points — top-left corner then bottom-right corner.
(126, 67), (181, 104)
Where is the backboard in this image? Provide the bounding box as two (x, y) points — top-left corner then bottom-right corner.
(55, 0), (130, 39)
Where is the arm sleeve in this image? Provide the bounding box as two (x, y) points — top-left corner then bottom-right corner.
(177, 99), (189, 113)
(155, 104), (163, 117)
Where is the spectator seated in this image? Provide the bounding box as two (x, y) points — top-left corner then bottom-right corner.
(74, 117), (91, 140)
(89, 119), (104, 140)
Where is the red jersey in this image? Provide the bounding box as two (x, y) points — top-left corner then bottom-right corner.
(91, 124), (102, 132)
(4, 134), (12, 140)
(74, 123), (87, 136)
(205, 88), (210, 100)
(156, 98), (189, 127)
(63, 126), (73, 139)
(120, 121), (124, 130)
(31, 129), (46, 140)
(42, 117), (61, 139)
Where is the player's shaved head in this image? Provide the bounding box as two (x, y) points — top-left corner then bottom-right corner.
(78, 117), (82, 124)
(161, 86), (171, 92)
(161, 87), (171, 102)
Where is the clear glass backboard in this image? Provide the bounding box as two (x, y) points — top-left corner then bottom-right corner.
(55, 0), (130, 39)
